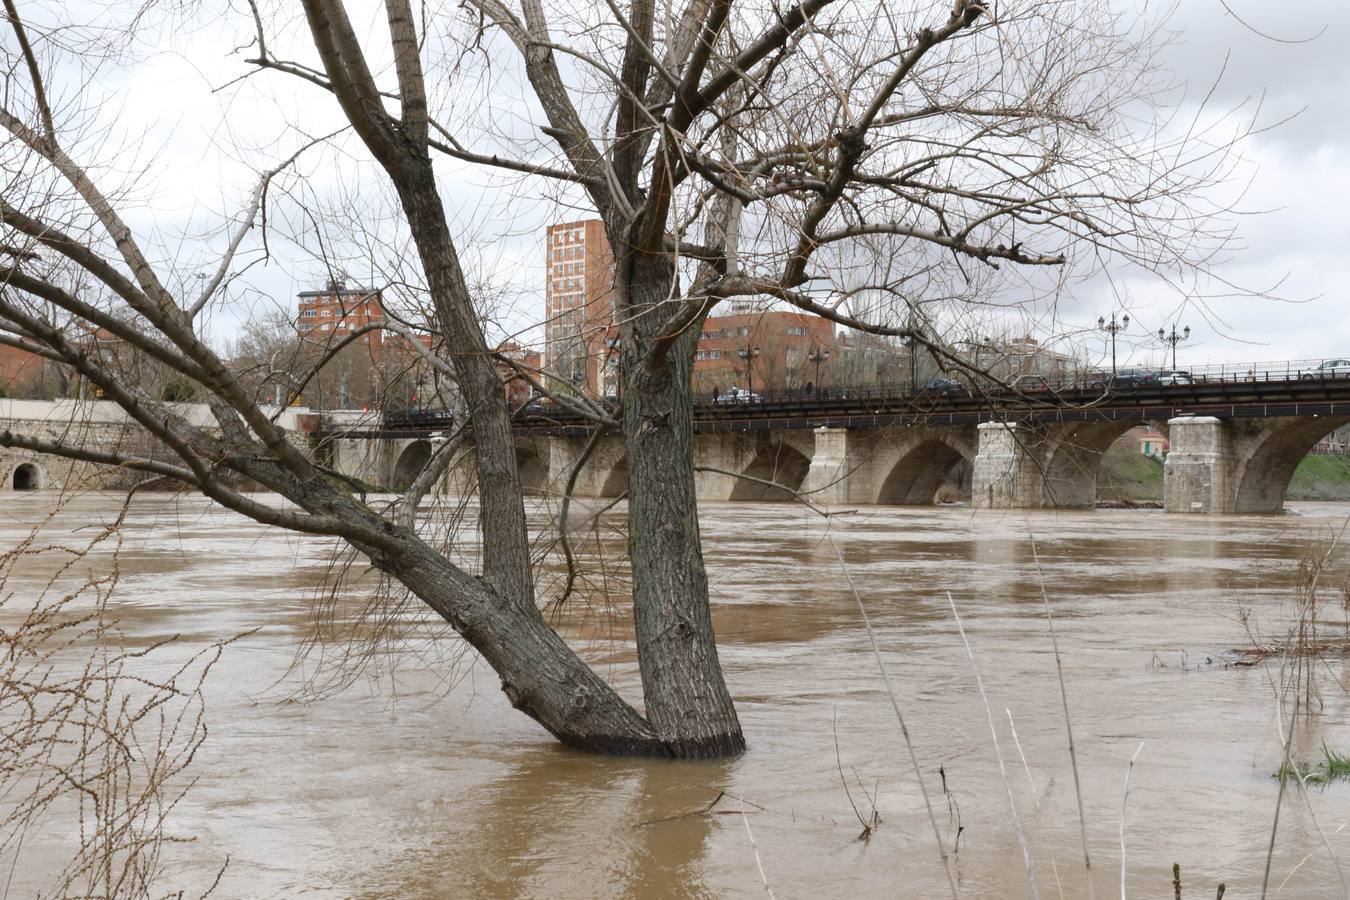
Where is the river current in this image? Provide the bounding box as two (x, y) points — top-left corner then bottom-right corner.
(6, 492), (1350, 898)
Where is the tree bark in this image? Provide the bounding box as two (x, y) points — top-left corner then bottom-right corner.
(620, 252), (745, 757)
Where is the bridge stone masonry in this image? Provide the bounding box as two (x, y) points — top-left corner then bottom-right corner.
(0, 399), (318, 494)
(328, 371), (1350, 515)
(1163, 415), (1350, 513)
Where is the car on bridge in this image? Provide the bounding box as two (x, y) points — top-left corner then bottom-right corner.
(714, 387), (763, 405)
(517, 397), (558, 417)
(915, 377), (969, 399)
(1083, 369), (1159, 391)
(1304, 359), (1350, 379)
(1156, 370), (1193, 386)
(383, 407), (455, 430)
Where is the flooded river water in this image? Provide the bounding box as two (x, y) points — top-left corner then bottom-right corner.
(7, 492), (1350, 898)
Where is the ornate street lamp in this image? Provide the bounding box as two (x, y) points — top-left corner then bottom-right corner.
(1098, 312), (1130, 376)
(737, 345), (761, 392)
(806, 347), (830, 398)
(1158, 324), (1190, 370)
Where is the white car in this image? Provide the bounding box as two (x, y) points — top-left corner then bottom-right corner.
(1315, 359), (1350, 376)
(714, 387), (763, 405)
(1157, 370), (1193, 386)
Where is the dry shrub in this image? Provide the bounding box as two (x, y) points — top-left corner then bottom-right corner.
(0, 498), (230, 897)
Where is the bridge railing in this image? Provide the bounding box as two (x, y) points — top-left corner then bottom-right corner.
(366, 357), (1350, 428)
(693, 357), (1350, 408)
(1178, 359), (1350, 384)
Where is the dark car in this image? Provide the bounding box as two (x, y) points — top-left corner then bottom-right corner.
(516, 397), (557, 418)
(1084, 369), (1159, 391)
(915, 377), (969, 399)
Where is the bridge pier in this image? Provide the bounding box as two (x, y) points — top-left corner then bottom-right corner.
(973, 419), (1145, 509)
(1162, 417), (1234, 513)
(1163, 414), (1350, 513)
(972, 422), (1045, 509)
(801, 427), (851, 504)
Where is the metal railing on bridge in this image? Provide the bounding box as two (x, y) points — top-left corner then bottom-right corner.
(371, 357), (1350, 432)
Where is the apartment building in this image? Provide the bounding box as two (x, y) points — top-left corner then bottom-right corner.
(296, 279), (387, 350)
(692, 306), (837, 395)
(496, 340), (543, 407)
(543, 220), (615, 396)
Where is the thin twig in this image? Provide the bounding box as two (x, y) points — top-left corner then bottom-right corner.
(1028, 528), (1094, 899)
(1119, 742), (1144, 900)
(947, 590), (1040, 900)
(829, 538), (959, 900)
(741, 795), (775, 899)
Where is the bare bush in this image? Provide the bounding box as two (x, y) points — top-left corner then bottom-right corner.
(0, 499), (230, 897)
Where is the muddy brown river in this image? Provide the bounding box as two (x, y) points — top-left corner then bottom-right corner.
(6, 492), (1350, 898)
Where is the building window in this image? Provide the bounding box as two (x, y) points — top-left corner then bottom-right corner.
(787, 326), (806, 336)
(695, 350), (707, 360)
(738, 327), (749, 337)
(709, 350), (721, 360)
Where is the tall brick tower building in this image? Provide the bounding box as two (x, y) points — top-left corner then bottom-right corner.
(543, 220), (615, 396)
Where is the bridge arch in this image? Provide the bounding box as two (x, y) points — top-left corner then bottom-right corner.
(1232, 416), (1350, 513)
(391, 440), (432, 490)
(876, 438), (968, 504)
(1040, 420), (1143, 508)
(598, 460), (628, 498)
(728, 441), (812, 501)
(10, 461), (41, 491)
(515, 444), (546, 495)
(868, 428), (976, 505)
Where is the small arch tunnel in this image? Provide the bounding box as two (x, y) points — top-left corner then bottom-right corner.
(391, 440), (432, 490)
(11, 463), (39, 491)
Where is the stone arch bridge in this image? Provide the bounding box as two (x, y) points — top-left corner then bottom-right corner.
(0, 393), (1335, 515)
(325, 393), (1350, 515)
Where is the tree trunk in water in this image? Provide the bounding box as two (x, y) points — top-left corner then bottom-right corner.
(377, 156), (681, 755)
(622, 256), (745, 758)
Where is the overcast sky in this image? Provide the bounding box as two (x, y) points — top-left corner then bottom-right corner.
(48, 0), (1350, 371)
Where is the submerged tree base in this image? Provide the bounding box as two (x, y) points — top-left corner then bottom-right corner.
(560, 730), (747, 759)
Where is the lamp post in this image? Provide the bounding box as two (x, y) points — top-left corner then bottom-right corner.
(738, 345), (761, 392)
(1158, 324), (1190, 370)
(806, 347), (830, 397)
(1098, 312), (1130, 376)
(972, 335), (993, 371)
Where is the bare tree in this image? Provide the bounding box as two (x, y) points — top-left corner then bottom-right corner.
(0, 0), (1252, 757)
